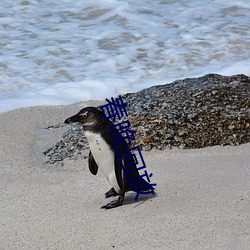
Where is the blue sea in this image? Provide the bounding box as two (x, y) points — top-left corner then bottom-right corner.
(0, 0), (250, 112)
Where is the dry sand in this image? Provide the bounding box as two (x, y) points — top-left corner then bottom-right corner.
(0, 102), (249, 250)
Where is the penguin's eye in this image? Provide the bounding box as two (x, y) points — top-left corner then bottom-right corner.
(79, 112), (88, 119)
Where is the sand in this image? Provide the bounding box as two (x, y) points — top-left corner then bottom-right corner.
(0, 102), (249, 250)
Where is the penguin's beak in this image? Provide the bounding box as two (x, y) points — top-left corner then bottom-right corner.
(64, 114), (81, 124)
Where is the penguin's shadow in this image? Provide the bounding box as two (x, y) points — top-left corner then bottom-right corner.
(122, 192), (157, 208)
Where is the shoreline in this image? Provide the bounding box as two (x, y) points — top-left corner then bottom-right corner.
(0, 103), (249, 249)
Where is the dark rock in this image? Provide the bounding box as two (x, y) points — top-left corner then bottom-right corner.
(43, 74), (250, 163)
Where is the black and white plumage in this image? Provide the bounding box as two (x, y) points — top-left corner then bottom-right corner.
(65, 107), (152, 209)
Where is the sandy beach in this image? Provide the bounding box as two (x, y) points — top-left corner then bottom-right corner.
(0, 102), (249, 249)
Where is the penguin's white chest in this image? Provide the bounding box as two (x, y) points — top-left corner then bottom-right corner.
(85, 131), (120, 193)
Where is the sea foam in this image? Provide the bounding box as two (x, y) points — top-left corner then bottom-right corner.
(0, 0), (249, 112)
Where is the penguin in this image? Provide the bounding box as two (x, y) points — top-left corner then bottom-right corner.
(64, 107), (153, 209)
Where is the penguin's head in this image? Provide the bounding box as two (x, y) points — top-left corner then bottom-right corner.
(64, 107), (104, 128)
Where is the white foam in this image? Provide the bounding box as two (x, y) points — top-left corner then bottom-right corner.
(0, 0), (249, 112)
(218, 60), (250, 76)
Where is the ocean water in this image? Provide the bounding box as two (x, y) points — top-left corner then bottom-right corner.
(0, 0), (250, 112)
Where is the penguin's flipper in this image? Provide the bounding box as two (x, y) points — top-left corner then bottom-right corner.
(105, 187), (118, 198)
(88, 151), (98, 175)
(114, 152), (124, 190)
(101, 196), (124, 209)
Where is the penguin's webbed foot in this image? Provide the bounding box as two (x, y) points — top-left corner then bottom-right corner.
(105, 187), (118, 198)
(101, 196), (124, 209)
